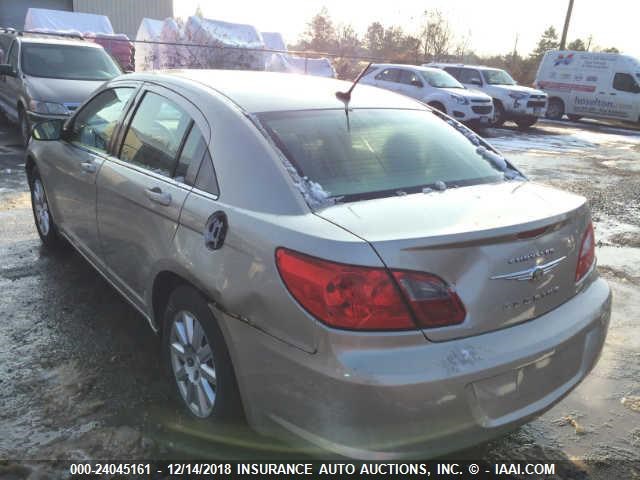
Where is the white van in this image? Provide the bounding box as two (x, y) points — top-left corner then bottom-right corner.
(535, 50), (640, 122)
(360, 64), (494, 126)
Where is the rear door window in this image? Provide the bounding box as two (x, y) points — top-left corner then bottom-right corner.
(405, 70), (423, 87)
(119, 91), (191, 177)
(444, 67), (461, 79)
(175, 124), (207, 185)
(70, 87), (134, 154)
(375, 68), (401, 83)
(458, 68), (482, 85)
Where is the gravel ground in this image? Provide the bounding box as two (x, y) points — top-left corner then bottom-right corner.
(0, 116), (638, 478)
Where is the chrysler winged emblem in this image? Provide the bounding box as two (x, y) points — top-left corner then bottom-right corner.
(491, 256), (567, 282)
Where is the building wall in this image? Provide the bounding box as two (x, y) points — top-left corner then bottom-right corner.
(0, 0), (73, 30)
(73, 0), (173, 39)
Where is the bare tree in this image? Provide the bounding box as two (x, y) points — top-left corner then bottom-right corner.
(419, 10), (452, 62)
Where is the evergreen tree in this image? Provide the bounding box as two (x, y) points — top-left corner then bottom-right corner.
(567, 38), (586, 51)
(530, 26), (559, 59)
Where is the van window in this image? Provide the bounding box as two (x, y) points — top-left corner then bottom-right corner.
(613, 73), (639, 93)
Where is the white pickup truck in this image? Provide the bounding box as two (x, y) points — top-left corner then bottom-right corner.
(428, 63), (548, 129)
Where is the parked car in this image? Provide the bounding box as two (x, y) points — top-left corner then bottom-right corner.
(361, 63), (494, 126)
(428, 63), (548, 129)
(0, 33), (121, 144)
(26, 70), (611, 459)
(535, 50), (640, 123)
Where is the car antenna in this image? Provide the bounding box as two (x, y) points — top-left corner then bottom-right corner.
(335, 62), (372, 131)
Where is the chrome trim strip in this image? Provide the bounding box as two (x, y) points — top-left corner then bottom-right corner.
(491, 256), (568, 281)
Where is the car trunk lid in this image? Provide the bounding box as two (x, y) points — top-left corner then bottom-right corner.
(316, 181), (591, 341)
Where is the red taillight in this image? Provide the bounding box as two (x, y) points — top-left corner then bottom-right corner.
(575, 221), (596, 282)
(275, 248), (466, 331)
(392, 271), (466, 327)
(275, 248), (414, 330)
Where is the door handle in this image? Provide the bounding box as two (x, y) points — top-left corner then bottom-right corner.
(80, 162), (97, 173)
(145, 187), (172, 206)
(609, 92), (617, 96)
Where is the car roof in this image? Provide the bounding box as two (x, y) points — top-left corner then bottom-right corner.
(371, 63), (448, 74)
(123, 70), (428, 113)
(18, 36), (101, 48)
(432, 63), (503, 71)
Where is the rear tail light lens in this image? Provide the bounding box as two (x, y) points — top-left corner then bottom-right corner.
(393, 271), (466, 327)
(275, 248), (466, 331)
(276, 248), (414, 330)
(575, 221), (596, 282)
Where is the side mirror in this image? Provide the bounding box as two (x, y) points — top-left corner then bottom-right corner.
(0, 64), (16, 77)
(32, 119), (65, 141)
(470, 79), (482, 86)
(411, 80), (424, 88)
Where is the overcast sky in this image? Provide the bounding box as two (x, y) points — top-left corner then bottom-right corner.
(174, 0), (639, 58)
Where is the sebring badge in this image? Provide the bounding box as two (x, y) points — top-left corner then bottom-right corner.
(491, 256), (567, 282)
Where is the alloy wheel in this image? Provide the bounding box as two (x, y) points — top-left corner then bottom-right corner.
(32, 179), (50, 237)
(169, 310), (217, 417)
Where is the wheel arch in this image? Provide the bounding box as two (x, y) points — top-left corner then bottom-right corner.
(427, 100), (446, 113)
(150, 267), (218, 334)
(25, 154), (36, 184)
(547, 96), (566, 113)
(492, 97), (505, 109)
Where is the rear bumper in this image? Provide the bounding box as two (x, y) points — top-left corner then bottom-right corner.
(217, 276), (611, 459)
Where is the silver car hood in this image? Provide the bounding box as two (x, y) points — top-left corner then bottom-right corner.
(317, 181), (589, 341)
(25, 75), (106, 105)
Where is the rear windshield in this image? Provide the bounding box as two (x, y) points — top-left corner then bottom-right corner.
(257, 109), (504, 202)
(482, 69), (516, 85)
(21, 43), (121, 80)
(421, 70), (464, 89)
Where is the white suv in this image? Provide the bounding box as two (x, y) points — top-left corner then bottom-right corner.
(361, 64), (494, 126)
(428, 63), (548, 129)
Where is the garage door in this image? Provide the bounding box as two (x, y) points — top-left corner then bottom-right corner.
(0, 0), (73, 30)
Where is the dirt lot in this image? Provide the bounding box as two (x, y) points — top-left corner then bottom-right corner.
(0, 116), (638, 478)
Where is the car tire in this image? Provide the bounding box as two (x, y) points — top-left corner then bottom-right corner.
(163, 285), (243, 421)
(515, 118), (537, 130)
(567, 114), (582, 122)
(18, 107), (31, 147)
(492, 100), (506, 127)
(29, 168), (66, 249)
(545, 98), (565, 120)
